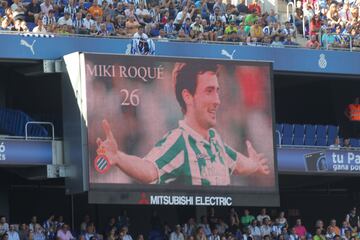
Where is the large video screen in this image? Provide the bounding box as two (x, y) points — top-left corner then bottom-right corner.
(83, 53), (278, 206)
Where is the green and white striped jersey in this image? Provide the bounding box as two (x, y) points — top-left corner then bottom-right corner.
(144, 120), (238, 185)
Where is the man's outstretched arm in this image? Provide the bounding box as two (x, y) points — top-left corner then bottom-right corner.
(96, 119), (158, 183)
(232, 140), (270, 176)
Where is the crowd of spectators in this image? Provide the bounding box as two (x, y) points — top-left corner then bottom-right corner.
(298, 0), (360, 49)
(2, 207), (360, 240)
(0, 0), (303, 47)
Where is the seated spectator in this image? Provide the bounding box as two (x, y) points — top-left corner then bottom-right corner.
(7, 225), (19, 240)
(271, 219), (282, 238)
(249, 220), (261, 240)
(213, 0), (226, 16)
(209, 6), (226, 25)
(18, 224), (29, 240)
(199, 216), (211, 238)
(262, 35), (272, 45)
(57, 224), (75, 240)
(135, 2), (151, 24)
(96, 23), (111, 36)
(195, 227), (206, 240)
(33, 224), (45, 240)
(329, 136), (341, 150)
(271, 35), (284, 47)
(164, 17), (177, 38)
(236, 0), (249, 15)
(250, 20), (263, 42)
(306, 33), (320, 49)
(183, 218), (196, 238)
(289, 227), (299, 240)
(333, 25), (350, 48)
(327, 3), (341, 25)
(294, 2), (304, 34)
(11, 0), (26, 20)
(281, 21), (296, 39)
(181, 17), (192, 36)
(241, 210), (255, 228)
(216, 219), (228, 236)
(104, 14), (115, 35)
(170, 225), (184, 240)
(0, 1), (7, 18)
(257, 209), (271, 223)
(190, 15), (204, 38)
(83, 13), (95, 32)
(343, 138), (351, 148)
(313, 227), (325, 240)
(260, 218), (272, 237)
(224, 19), (237, 35)
(321, 27), (336, 48)
(88, 1), (103, 19)
(40, 0), (53, 16)
(248, 0), (261, 16)
(278, 212), (287, 229)
(42, 9), (56, 29)
(0, 217), (9, 236)
(26, 0), (41, 23)
(73, 12), (86, 34)
(119, 227), (132, 240)
(57, 11), (72, 26)
(266, 9), (278, 25)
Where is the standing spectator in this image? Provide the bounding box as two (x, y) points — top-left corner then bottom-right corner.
(309, 14), (321, 36)
(237, 0), (249, 15)
(56, 224), (75, 240)
(315, 220), (325, 232)
(42, 215), (55, 240)
(241, 210), (255, 228)
(0, 217), (9, 236)
(63, 0), (77, 20)
(216, 219), (228, 236)
(183, 218), (196, 238)
(346, 208), (360, 229)
(29, 217), (38, 233)
(294, 219), (307, 238)
(272, 219), (282, 238)
(340, 221), (351, 237)
(278, 212), (287, 228)
(257, 209), (271, 223)
(213, 0), (226, 15)
(170, 225), (184, 240)
(7, 225), (19, 240)
(328, 219), (340, 236)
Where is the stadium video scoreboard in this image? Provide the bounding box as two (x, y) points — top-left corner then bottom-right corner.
(78, 53), (279, 206)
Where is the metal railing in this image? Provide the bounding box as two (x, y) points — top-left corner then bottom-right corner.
(25, 121), (55, 140)
(275, 130), (282, 147)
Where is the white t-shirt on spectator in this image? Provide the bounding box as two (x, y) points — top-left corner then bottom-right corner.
(83, 18), (95, 29)
(33, 25), (48, 33)
(170, 232), (185, 240)
(58, 16), (73, 25)
(40, 2), (54, 16)
(8, 231), (20, 240)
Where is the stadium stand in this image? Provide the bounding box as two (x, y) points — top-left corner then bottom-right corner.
(277, 123), (360, 147)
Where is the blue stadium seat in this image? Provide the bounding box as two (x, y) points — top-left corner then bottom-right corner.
(293, 136), (304, 145)
(304, 137), (316, 145)
(350, 138), (360, 147)
(316, 125), (327, 138)
(282, 136), (293, 145)
(305, 124), (316, 139)
(294, 124), (305, 137)
(316, 137), (327, 146)
(0, 108), (48, 137)
(283, 124), (294, 138)
(276, 124), (283, 134)
(327, 125), (338, 140)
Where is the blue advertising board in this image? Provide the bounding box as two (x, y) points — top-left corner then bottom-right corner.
(0, 33), (359, 75)
(0, 139), (52, 165)
(277, 147), (360, 174)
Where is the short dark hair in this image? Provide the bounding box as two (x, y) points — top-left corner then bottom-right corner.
(174, 62), (218, 114)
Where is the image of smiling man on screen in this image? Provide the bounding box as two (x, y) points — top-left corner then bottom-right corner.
(96, 62), (270, 185)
